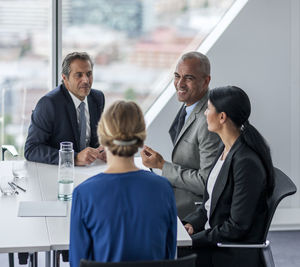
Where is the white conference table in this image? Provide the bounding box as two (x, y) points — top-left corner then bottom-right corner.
(0, 161), (50, 254)
(0, 158), (192, 266)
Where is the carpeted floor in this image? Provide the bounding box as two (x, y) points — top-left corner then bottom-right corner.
(0, 231), (299, 266)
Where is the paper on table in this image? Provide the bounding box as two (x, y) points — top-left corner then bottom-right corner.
(74, 159), (106, 176)
(18, 201), (67, 217)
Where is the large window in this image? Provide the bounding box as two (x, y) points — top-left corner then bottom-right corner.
(62, 0), (235, 112)
(0, 0), (234, 154)
(0, 0), (50, 154)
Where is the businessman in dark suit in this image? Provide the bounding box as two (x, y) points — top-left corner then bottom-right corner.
(25, 52), (105, 165)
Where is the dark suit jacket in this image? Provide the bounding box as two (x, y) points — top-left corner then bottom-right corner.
(183, 137), (268, 267)
(24, 84), (105, 165)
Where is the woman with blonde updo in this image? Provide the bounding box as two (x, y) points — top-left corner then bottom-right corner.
(69, 101), (177, 267)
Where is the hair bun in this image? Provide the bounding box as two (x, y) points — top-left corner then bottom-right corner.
(98, 101), (146, 157)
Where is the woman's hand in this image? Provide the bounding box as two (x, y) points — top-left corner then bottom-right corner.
(184, 223), (194, 235)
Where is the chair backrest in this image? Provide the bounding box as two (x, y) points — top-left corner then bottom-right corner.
(1, 145), (19, 161)
(262, 167), (297, 241)
(80, 254), (197, 267)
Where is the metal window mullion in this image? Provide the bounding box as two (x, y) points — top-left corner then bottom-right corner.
(50, 0), (62, 90)
(0, 88), (5, 147)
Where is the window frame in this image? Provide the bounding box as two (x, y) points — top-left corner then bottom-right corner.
(51, 0), (62, 89)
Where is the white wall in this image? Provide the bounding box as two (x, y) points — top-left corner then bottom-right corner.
(145, 0), (300, 229)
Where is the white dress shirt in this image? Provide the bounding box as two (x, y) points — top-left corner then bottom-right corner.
(68, 91), (91, 147)
(204, 154), (225, 230)
(184, 101), (199, 123)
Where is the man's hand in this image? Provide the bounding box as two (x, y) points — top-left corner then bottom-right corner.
(184, 223), (194, 235)
(97, 145), (107, 162)
(140, 145), (165, 170)
(75, 147), (100, 166)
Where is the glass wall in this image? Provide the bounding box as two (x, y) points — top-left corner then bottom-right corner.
(0, 0), (50, 154)
(0, 0), (234, 154)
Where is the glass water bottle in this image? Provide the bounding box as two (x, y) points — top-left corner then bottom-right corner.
(58, 142), (74, 200)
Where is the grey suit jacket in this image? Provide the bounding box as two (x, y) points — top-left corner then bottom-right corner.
(162, 92), (220, 219)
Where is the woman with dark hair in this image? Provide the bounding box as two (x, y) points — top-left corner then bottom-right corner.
(181, 86), (274, 267)
(69, 101), (177, 267)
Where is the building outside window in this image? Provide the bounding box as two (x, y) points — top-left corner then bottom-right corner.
(0, 0), (50, 154)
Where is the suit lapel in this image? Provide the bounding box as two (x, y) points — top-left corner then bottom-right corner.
(169, 104), (185, 145)
(209, 138), (243, 218)
(61, 85), (80, 150)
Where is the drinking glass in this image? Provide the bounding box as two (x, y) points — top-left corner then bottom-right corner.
(0, 175), (14, 195)
(12, 156), (27, 179)
(58, 142), (74, 201)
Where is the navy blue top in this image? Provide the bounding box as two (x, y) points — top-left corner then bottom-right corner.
(69, 170), (177, 267)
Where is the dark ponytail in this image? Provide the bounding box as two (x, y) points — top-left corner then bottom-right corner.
(240, 121), (274, 194)
(209, 86), (274, 195)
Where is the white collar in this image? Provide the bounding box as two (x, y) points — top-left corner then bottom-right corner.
(185, 101), (199, 113)
(185, 100), (199, 121)
(68, 90), (88, 109)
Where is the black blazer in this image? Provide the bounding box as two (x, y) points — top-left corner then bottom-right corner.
(24, 84), (105, 165)
(183, 137), (268, 267)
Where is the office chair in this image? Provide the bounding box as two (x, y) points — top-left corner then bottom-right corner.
(1, 145), (19, 160)
(80, 254), (197, 267)
(217, 167), (297, 267)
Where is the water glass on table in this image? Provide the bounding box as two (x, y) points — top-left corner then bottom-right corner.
(0, 175), (14, 195)
(12, 156), (27, 179)
(58, 142), (74, 201)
